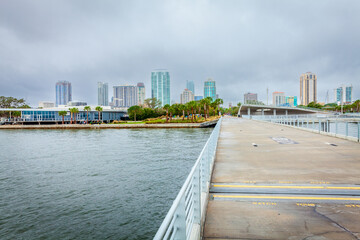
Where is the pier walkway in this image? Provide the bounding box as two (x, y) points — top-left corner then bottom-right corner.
(204, 117), (360, 239)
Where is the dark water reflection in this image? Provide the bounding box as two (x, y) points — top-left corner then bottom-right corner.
(0, 128), (212, 239)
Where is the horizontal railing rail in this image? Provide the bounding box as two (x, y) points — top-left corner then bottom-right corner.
(252, 115), (360, 142)
(154, 117), (222, 240)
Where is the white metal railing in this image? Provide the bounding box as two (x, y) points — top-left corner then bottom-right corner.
(154, 117), (222, 240)
(252, 115), (360, 142)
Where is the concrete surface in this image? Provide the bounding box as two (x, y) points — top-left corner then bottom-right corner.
(203, 117), (360, 240)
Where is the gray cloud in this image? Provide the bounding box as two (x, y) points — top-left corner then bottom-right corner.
(0, 0), (359, 106)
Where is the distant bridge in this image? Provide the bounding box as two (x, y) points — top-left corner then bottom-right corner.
(237, 104), (320, 117)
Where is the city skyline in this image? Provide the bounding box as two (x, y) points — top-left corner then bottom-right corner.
(1, 1), (360, 106)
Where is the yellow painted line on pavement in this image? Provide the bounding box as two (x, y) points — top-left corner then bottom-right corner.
(213, 185), (360, 190)
(213, 195), (360, 201)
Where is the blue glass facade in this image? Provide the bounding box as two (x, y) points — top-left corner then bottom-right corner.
(186, 80), (195, 95)
(21, 110), (126, 122)
(204, 79), (216, 100)
(151, 70), (170, 106)
(56, 81), (72, 106)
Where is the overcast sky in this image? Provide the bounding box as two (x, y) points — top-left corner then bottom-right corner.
(0, 0), (359, 107)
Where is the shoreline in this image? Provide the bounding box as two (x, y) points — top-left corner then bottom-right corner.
(0, 119), (219, 129)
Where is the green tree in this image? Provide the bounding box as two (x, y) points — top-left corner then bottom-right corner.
(128, 105), (142, 121)
(144, 98), (162, 109)
(0, 96), (30, 118)
(58, 110), (67, 124)
(84, 106), (91, 124)
(95, 106), (103, 121)
(178, 104), (186, 120)
(201, 97), (212, 119)
(213, 98), (224, 115)
(187, 101), (197, 123)
(163, 104), (170, 123)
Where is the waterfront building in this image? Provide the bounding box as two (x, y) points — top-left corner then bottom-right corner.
(186, 80), (195, 95)
(204, 78), (216, 100)
(285, 96), (298, 107)
(5, 106), (127, 123)
(38, 101), (55, 108)
(113, 85), (138, 108)
(98, 82), (109, 106)
(244, 93), (258, 104)
(300, 72), (317, 105)
(334, 85), (353, 104)
(273, 92), (286, 106)
(194, 96), (203, 101)
(56, 81), (72, 106)
(67, 101), (87, 106)
(151, 70), (170, 106)
(180, 89), (195, 104)
(137, 82), (145, 105)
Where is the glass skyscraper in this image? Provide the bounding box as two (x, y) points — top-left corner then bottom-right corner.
(113, 85), (138, 108)
(151, 70), (170, 106)
(55, 81), (72, 106)
(186, 80), (195, 95)
(334, 85), (353, 104)
(137, 82), (145, 105)
(98, 82), (109, 106)
(204, 78), (216, 100)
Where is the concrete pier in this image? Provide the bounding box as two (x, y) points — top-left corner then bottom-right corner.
(204, 117), (360, 239)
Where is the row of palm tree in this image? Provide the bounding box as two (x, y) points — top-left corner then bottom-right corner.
(162, 97), (224, 123)
(57, 106), (103, 124)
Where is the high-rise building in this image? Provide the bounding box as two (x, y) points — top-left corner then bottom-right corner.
(273, 92), (286, 106)
(151, 70), (170, 106)
(137, 82), (145, 105)
(56, 81), (72, 106)
(113, 85), (138, 108)
(180, 89), (194, 104)
(334, 85), (353, 104)
(194, 96), (203, 101)
(98, 82), (109, 106)
(204, 78), (216, 100)
(300, 72), (317, 105)
(244, 93), (258, 104)
(285, 96), (298, 107)
(186, 80), (195, 95)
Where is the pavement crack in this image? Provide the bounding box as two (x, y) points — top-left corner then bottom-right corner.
(313, 206), (359, 240)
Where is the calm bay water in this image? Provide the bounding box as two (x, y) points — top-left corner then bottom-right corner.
(0, 128), (212, 239)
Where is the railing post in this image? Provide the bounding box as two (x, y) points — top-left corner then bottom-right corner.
(319, 119), (321, 133)
(174, 195), (187, 239)
(193, 166), (201, 225)
(336, 120), (338, 135)
(346, 121), (349, 137)
(358, 122), (360, 142)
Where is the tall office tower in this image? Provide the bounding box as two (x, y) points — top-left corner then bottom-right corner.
(285, 96), (298, 107)
(113, 85), (138, 107)
(334, 85), (353, 104)
(194, 96), (203, 101)
(204, 78), (216, 100)
(180, 89), (194, 104)
(244, 92), (258, 104)
(151, 70), (170, 106)
(98, 82), (109, 106)
(273, 92), (286, 106)
(300, 72), (317, 105)
(186, 80), (195, 95)
(55, 81), (72, 106)
(137, 82), (145, 105)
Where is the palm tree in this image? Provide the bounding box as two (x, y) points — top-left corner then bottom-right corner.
(84, 106), (91, 124)
(70, 108), (79, 124)
(200, 97), (212, 120)
(58, 110), (67, 124)
(95, 106), (103, 122)
(163, 104), (170, 123)
(213, 98), (224, 116)
(188, 101), (197, 123)
(179, 104), (186, 121)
